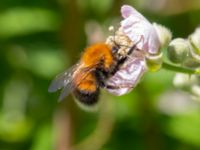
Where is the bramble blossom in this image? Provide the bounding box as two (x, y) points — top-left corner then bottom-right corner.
(105, 5), (171, 96)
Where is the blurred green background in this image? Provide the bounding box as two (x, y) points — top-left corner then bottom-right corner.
(0, 0), (200, 150)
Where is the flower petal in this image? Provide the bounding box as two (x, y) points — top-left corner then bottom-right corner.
(105, 5), (162, 96)
(121, 5), (136, 18)
(106, 50), (147, 96)
(121, 5), (160, 55)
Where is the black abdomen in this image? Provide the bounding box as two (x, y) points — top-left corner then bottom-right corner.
(73, 88), (100, 106)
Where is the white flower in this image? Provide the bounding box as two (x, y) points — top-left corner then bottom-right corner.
(106, 50), (147, 95)
(105, 5), (162, 96)
(120, 5), (161, 55)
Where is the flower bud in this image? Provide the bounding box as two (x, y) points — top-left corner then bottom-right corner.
(190, 27), (200, 53)
(191, 85), (200, 96)
(191, 85), (200, 101)
(182, 57), (200, 68)
(189, 27), (200, 62)
(145, 52), (163, 72)
(153, 23), (172, 48)
(167, 38), (190, 64)
(173, 73), (197, 89)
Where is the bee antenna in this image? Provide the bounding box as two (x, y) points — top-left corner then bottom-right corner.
(127, 35), (144, 55)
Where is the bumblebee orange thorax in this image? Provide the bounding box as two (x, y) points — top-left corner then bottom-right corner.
(81, 43), (114, 70)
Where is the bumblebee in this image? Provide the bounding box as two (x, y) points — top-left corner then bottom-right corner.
(48, 37), (139, 108)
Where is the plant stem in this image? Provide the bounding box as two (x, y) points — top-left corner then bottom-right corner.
(162, 62), (200, 74)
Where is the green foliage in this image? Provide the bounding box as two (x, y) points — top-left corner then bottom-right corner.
(0, 0), (200, 150)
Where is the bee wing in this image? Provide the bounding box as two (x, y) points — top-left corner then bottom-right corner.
(49, 62), (98, 101)
(48, 64), (78, 93)
(58, 66), (97, 101)
(58, 81), (74, 101)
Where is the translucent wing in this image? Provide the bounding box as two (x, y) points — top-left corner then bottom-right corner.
(49, 63), (98, 101)
(58, 83), (74, 101)
(58, 67), (97, 101)
(48, 64), (78, 93)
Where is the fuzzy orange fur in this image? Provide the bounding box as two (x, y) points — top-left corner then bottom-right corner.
(81, 43), (114, 70)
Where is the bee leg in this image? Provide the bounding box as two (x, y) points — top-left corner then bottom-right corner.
(105, 84), (133, 90)
(104, 85), (117, 89)
(95, 70), (108, 87)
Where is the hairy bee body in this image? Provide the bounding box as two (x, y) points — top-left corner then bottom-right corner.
(73, 71), (99, 105)
(49, 43), (117, 107)
(80, 43), (115, 70)
(48, 41), (138, 108)
(74, 43), (115, 106)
